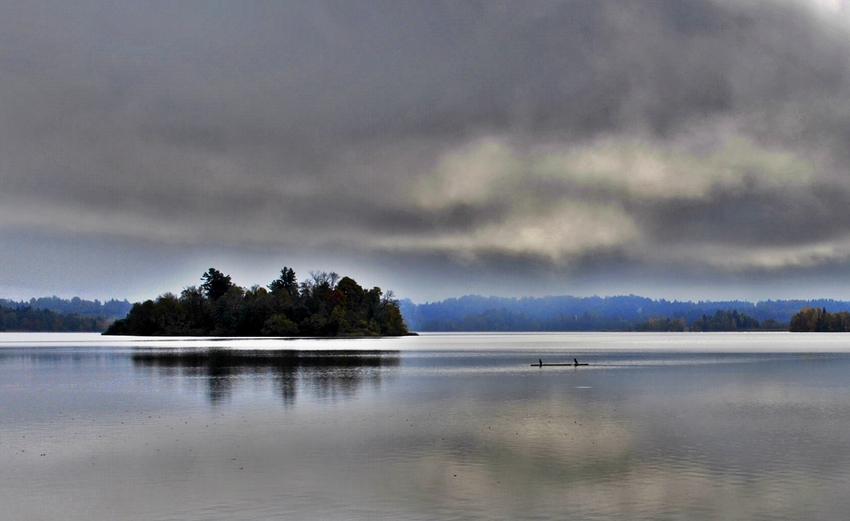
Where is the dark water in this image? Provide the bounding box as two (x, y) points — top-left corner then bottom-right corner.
(3, 332), (850, 520)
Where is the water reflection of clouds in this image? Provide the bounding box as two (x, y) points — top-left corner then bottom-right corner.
(398, 404), (627, 514)
(378, 398), (844, 520)
(371, 351), (850, 518)
(131, 349), (400, 406)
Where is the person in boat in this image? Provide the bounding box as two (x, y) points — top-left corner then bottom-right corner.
(539, 359), (543, 367)
(574, 358), (579, 366)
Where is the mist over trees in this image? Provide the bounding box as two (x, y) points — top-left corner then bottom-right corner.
(0, 296), (132, 319)
(0, 296), (131, 332)
(104, 267), (409, 337)
(630, 310), (782, 332)
(398, 295), (824, 332)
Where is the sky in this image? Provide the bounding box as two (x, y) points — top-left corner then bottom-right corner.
(3, 0), (850, 304)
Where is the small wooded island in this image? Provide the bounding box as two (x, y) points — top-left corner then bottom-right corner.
(104, 267), (410, 337)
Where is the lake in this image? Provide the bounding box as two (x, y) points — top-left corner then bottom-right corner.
(3, 332), (850, 520)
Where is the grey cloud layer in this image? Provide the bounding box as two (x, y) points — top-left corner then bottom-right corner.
(2, 0), (850, 281)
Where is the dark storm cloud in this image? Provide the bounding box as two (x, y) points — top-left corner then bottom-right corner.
(3, 0), (850, 300)
(636, 182), (850, 247)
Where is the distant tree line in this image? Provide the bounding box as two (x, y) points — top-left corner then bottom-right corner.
(104, 267), (410, 337)
(0, 305), (109, 332)
(0, 296), (132, 319)
(631, 316), (687, 332)
(690, 310), (764, 331)
(398, 295), (829, 332)
(629, 310), (782, 332)
(790, 307), (850, 332)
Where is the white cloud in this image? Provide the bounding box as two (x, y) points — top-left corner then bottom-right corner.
(652, 239), (850, 271)
(379, 199), (638, 262)
(406, 127), (825, 267)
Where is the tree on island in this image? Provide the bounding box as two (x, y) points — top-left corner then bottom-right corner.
(104, 267), (410, 337)
(200, 268), (233, 301)
(790, 307), (850, 332)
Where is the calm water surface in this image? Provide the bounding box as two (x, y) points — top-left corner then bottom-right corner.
(3, 332), (850, 520)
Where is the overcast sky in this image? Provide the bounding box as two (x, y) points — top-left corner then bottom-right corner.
(3, 0), (850, 303)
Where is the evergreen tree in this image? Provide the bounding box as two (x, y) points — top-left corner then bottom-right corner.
(200, 268), (233, 301)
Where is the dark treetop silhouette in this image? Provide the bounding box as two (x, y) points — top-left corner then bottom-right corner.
(104, 267), (410, 337)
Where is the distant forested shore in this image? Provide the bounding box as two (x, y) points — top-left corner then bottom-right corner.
(0, 296), (132, 319)
(398, 295), (850, 332)
(6, 289), (850, 334)
(0, 296), (131, 332)
(104, 268), (410, 337)
(629, 309), (784, 332)
(789, 307), (850, 332)
(0, 306), (111, 332)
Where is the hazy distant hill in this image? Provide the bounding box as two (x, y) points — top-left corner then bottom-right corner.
(398, 295), (848, 332)
(0, 296), (132, 320)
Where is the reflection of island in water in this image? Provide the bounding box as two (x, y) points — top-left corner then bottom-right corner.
(132, 349), (400, 405)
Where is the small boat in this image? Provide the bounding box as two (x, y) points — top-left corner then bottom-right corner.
(531, 362), (589, 367)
